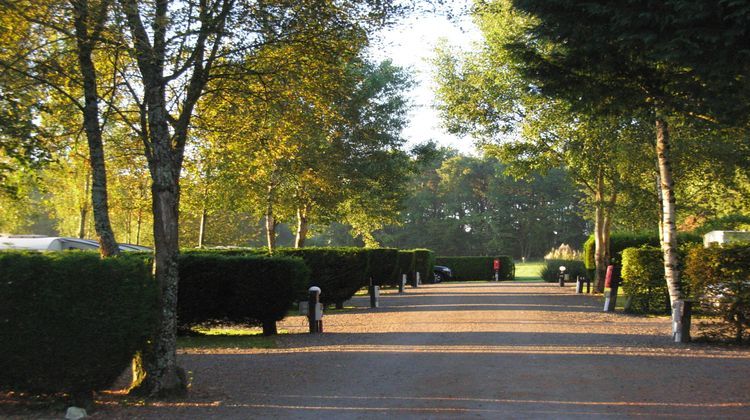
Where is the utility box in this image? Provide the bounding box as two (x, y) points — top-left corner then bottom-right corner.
(703, 231), (750, 247)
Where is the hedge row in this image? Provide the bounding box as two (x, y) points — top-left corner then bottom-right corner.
(186, 247), (425, 304)
(620, 247), (671, 314)
(684, 244), (750, 342)
(0, 252), (157, 395)
(540, 259), (587, 283)
(177, 254), (309, 335)
(583, 231), (702, 270)
(621, 244), (750, 342)
(435, 256), (515, 281)
(273, 247), (370, 307)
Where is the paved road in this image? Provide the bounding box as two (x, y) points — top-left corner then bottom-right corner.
(101, 282), (750, 419)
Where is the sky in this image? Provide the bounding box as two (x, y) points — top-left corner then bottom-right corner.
(369, 6), (483, 155)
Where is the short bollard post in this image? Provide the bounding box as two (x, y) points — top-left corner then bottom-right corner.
(412, 271), (419, 288)
(558, 266), (566, 287)
(576, 276), (584, 294)
(603, 265), (620, 312)
(308, 286), (323, 334)
(585, 276), (591, 294)
(399, 274), (406, 294)
(369, 279), (379, 308)
(672, 299), (693, 343)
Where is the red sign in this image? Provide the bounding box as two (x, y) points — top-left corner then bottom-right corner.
(493, 259), (501, 271)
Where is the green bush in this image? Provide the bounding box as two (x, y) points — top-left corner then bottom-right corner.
(435, 256), (515, 281)
(396, 250), (416, 282)
(413, 249), (436, 284)
(684, 244), (750, 342)
(583, 231), (701, 269)
(0, 252), (157, 394)
(621, 247), (671, 314)
(540, 259), (587, 283)
(177, 254), (309, 334)
(364, 248), (399, 286)
(273, 247), (369, 307)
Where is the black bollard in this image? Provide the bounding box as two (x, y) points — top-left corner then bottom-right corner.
(576, 276), (584, 293)
(672, 299), (693, 343)
(398, 274), (405, 294)
(308, 286), (323, 333)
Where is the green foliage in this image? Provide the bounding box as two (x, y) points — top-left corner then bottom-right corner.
(412, 249), (435, 284)
(435, 256), (515, 281)
(273, 247), (369, 307)
(378, 148), (587, 259)
(364, 248), (399, 286)
(0, 251), (156, 394)
(540, 259), (587, 283)
(621, 247), (671, 315)
(684, 244), (750, 343)
(177, 254), (309, 332)
(582, 231), (702, 269)
(694, 215), (750, 236)
(583, 236), (596, 270)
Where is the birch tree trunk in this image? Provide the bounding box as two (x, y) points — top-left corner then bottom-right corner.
(72, 0), (119, 256)
(655, 117), (681, 307)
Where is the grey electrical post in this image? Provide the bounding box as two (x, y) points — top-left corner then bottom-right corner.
(308, 286), (323, 333)
(369, 278), (379, 308)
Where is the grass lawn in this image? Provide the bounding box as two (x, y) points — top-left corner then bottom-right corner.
(514, 260), (546, 282)
(177, 326), (278, 349)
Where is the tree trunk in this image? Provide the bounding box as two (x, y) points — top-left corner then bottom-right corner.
(78, 172), (90, 238)
(593, 170), (607, 292)
(136, 209), (142, 245)
(262, 319), (277, 336)
(72, 0), (119, 256)
(295, 204), (309, 248)
(129, 150), (187, 398)
(655, 117), (681, 307)
(198, 207), (207, 248)
(265, 184), (277, 252)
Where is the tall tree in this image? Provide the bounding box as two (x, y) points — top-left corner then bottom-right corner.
(0, 0), (120, 255)
(112, 0), (400, 395)
(433, 1), (652, 288)
(505, 0), (750, 311)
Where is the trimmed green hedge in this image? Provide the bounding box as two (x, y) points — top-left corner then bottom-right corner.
(413, 249), (436, 284)
(273, 247), (369, 307)
(684, 244), (750, 342)
(177, 254), (309, 335)
(0, 252), (157, 394)
(186, 247), (370, 308)
(540, 259), (587, 283)
(435, 256), (515, 281)
(365, 248), (399, 286)
(583, 231), (702, 269)
(621, 247), (671, 314)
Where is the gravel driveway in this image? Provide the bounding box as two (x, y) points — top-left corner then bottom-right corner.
(25, 282), (750, 418)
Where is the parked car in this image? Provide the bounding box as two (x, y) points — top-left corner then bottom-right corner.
(433, 265), (452, 283)
(0, 235), (151, 252)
